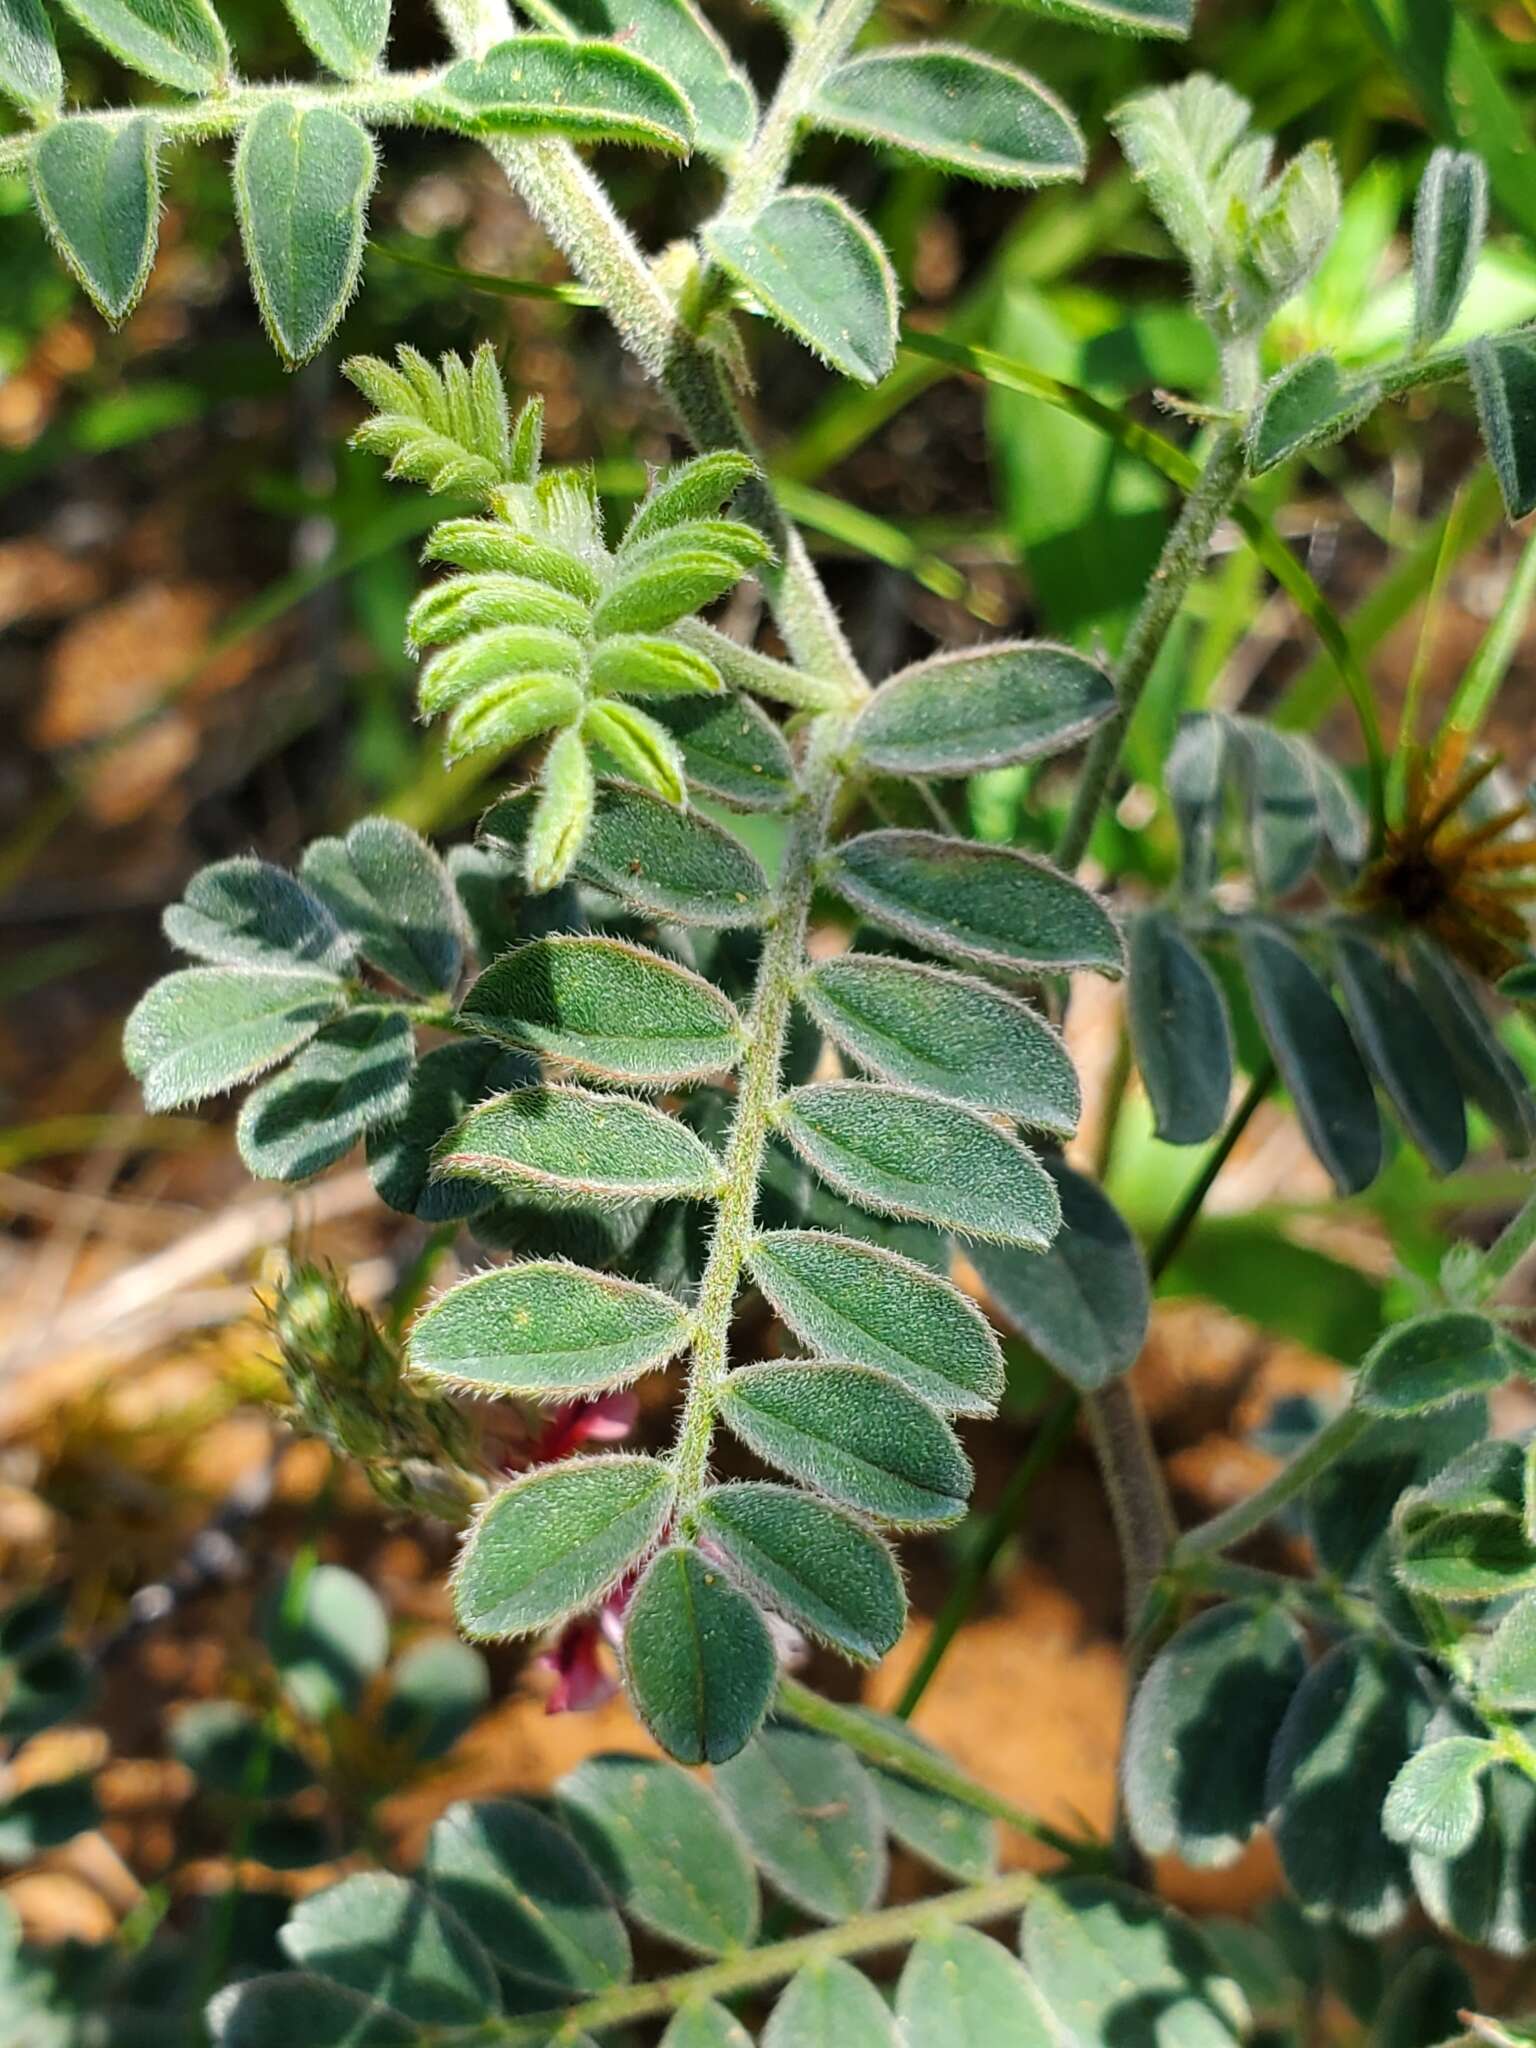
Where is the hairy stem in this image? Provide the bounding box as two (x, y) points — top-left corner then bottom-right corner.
(1087, 1378), (1177, 1635)
(472, 1868), (1044, 2042)
(714, 0), (877, 223)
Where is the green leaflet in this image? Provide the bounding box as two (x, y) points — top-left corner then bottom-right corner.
(124, 966), (347, 1112)
(648, 693), (796, 811)
(815, 47), (1084, 190)
(582, 697), (688, 804)
(56, 0), (229, 91)
(801, 954), (1079, 1132)
(712, 1728), (887, 1921)
(352, 343), (514, 501)
(621, 452), (757, 549)
(826, 829), (1124, 977)
(968, 1159), (1148, 1391)
(452, 1452), (674, 1640)
(594, 551), (768, 642)
(280, 1874), (498, 2027)
(620, 1546), (777, 1769)
(1265, 1640), (1430, 1934)
(211, 1976), (416, 2047)
(1412, 1706), (1536, 1956)
(1372, 1947), (1474, 2048)
(747, 1229), (1004, 1416)
(527, 724), (597, 892)
(234, 103), (375, 367)
(408, 1260), (691, 1397)
(415, 1253), (692, 1400)
(1024, 1880), (1249, 2048)
(379, 1636), (489, 1760)
(558, 1753), (760, 1954)
(762, 1959), (899, 2048)
(236, 1008), (415, 1182)
(992, 0), (1191, 33)
(1469, 329), (1536, 522)
(776, 1080), (1061, 1248)
(432, 37), (695, 157)
(408, 574), (587, 648)
(696, 1483), (904, 1664)
(1479, 1591), (1536, 1711)
(1238, 921), (1382, 1195)
(1245, 353), (1380, 476)
(265, 1561), (388, 1719)
(0, 0), (60, 114)
(662, 2005), (753, 2048)
(1409, 940), (1536, 1157)
(163, 857), (353, 972)
(1355, 1309), (1507, 1416)
(422, 1797), (631, 1994)
(443, 669), (583, 767)
(530, 0), (753, 159)
(368, 1040), (535, 1221)
(1383, 1737), (1493, 1859)
(425, 518), (604, 599)
(588, 635), (720, 700)
(849, 640), (1113, 778)
(1127, 912), (1233, 1146)
(481, 781), (771, 926)
(897, 1928), (1058, 2047)
(433, 1083), (722, 1205)
(1123, 1602), (1307, 1869)
(1165, 712), (1226, 896)
(838, 1710), (996, 1883)
(300, 819), (464, 998)
(1308, 1399), (1488, 1586)
(282, 0), (390, 79)
(1229, 718), (1323, 897)
(31, 115), (161, 325)
(705, 189), (898, 385)
(1394, 1441), (1536, 1604)
(461, 935), (743, 1084)
(720, 1362), (971, 1527)
(418, 625), (586, 715)
(1414, 148), (1488, 351)
(1333, 935), (1467, 1176)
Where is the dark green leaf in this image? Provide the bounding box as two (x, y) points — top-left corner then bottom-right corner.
(621, 1544), (777, 1769)
(236, 1008), (414, 1181)
(300, 819), (464, 998)
(209, 1975), (416, 2048)
(0, 1777), (97, 1862)
(763, 1959), (898, 2047)
(31, 114), (161, 325)
(1230, 719), (1323, 897)
(533, 0), (754, 159)
(379, 1636), (489, 1760)
(557, 1753), (759, 1953)
(1308, 1399), (1488, 1585)
(826, 829), (1123, 977)
(1245, 353), (1380, 475)
(969, 1159), (1148, 1392)
(1127, 912), (1233, 1145)
(712, 1727), (886, 1920)
(696, 1482), (904, 1663)
(434, 1082), (722, 1205)
(1394, 1440), (1536, 1602)
(1124, 1602), (1307, 1868)
(777, 1080), (1060, 1248)
(234, 102), (376, 366)
(748, 1229), (1003, 1416)
(282, 0), (389, 78)
(164, 858), (353, 971)
(124, 966), (347, 1112)
(1165, 712), (1227, 895)
(0, 0), (60, 113)
(1480, 1591), (1536, 1711)
(1356, 1309), (1506, 1416)
(409, 1260), (690, 1398)
(802, 954), (1078, 1134)
(1411, 1709), (1536, 1955)
(850, 640), (1114, 776)
(1024, 1879), (1249, 2047)
(281, 1876), (498, 2026)
(460, 935), (743, 1084)
(56, 0), (228, 90)
(721, 1361), (971, 1526)
(368, 1040), (536, 1220)
(815, 47), (1083, 189)
(1239, 921), (1382, 1194)
(1410, 940), (1535, 1156)
(1333, 935), (1467, 1176)
(647, 693), (796, 811)
(0, 1643), (93, 1741)
(1469, 329), (1536, 521)
(170, 1702), (313, 1799)
(1413, 147), (1488, 349)
(705, 189), (898, 385)
(1382, 1737), (1492, 1857)
(432, 36), (695, 156)
(1372, 1946), (1475, 2048)
(453, 1453), (674, 1639)
(265, 1562), (388, 1720)
(897, 1928), (1057, 2047)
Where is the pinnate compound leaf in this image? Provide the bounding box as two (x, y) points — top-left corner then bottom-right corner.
(826, 829), (1123, 977)
(1333, 935), (1466, 1175)
(713, 1727), (886, 1920)
(32, 115), (161, 325)
(300, 820), (464, 998)
(462, 935), (742, 1085)
(422, 1797), (630, 1994)
(482, 780), (771, 926)
(432, 37), (695, 156)
(57, 0), (228, 90)
(802, 954), (1079, 1133)
(1356, 1309), (1507, 1417)
(1480, 1591), (1536, 1711)
(1410, 939), (1536, 1157)
(234, 103), (376, 367)
(814, 47), (1083, 190)
(777, 1080), (1061, 1248)
(1127, 912), (1232, 1145)
(705, 189), (898, 385)
(1265, 1639), (1430, 1934)
(236, 1007), (414, 1181)
(969, 1158), (1148, 1392)
(124, 966), (346, 1111)
(409, 1261), (689, 1398)
(0, 0), (61, 112)
(763, 1958), (898, 2048)
(648, 692), (796, 811)
(897, 1927), (1059, 2046)
(1383, 1738), (1492, 1858)
(433, 1083), (722, 1205)
(622, 1544), (777, 1768)
(453, 1453), (674, 1639)
(280, 1875), (498, 2026)
(282, 0), (390, 78)
(1024, 1880), (1249, 2047)
(748, 1229), (1003, 1416)
(368, 1040), (536, 1221)
(536, 0), (753, 159)
(721, 1362), (971, 1526)
(557, 1754), (759, 1955)
(1414, 147), (1488, 350)
(662, 2005), (753, 2048)
(1124, 1602), (1306, 1868)
(697, 1482), (904, 1663)
(1245, 353), (1380, 475)
(209, 1976), (416, 2048)
(852, 641), (1112, 778)
(165, 858), (353, 971)
(1238, 921), (1382, 1194)
(1469, 330), (1536, 522)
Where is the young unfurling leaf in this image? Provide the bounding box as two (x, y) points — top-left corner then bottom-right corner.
(582, 698), (688, 803)
(1413, 147), (1488, 351)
